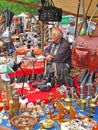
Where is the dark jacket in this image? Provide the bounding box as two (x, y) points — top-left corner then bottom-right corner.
(43, 38), (71, 76)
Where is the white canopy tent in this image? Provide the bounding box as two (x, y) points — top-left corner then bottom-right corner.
(17, 12), (28, 18)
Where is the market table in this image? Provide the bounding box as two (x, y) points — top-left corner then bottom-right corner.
(0, 103), (98, 130)
(7, 60), (44, 78)
(0, 79), (98, 130)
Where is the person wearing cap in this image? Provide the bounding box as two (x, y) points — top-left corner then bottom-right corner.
(66, 18), (76, 36)
(65, 18), (77, 47)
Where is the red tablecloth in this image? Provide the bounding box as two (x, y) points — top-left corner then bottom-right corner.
(17, 83), (63, 104)
(0, 82), (66, 111)
(8, 61), (44, 77)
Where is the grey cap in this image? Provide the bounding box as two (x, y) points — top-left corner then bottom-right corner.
(69, 18), (75, 23)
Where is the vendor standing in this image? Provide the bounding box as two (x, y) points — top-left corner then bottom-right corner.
(43, 27), (71, 77)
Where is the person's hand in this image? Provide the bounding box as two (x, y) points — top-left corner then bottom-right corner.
(45, 54), (53, 61)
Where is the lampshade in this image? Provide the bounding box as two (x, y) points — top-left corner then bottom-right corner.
(1, 27), (11, 43)
(0, 64), (14, 74)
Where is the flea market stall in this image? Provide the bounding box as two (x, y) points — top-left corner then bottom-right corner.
(0, 0), (98, 130)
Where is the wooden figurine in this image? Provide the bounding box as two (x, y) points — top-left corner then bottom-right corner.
(47, 100), (76, 125)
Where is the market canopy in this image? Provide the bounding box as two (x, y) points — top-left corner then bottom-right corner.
(53, 0), (98, 21)
(5, 0), (98, 21)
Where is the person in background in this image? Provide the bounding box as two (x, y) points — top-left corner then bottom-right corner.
(43, 27), (72, 78)
(65, 18), (76, 46)
(66, 18), (76, 36)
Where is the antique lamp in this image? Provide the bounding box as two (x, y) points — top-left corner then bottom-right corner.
(0, 64), (14, 74)
(6, 61), (27, 100)
(1, 27), (11, 43)
(1, 8), (14, 43)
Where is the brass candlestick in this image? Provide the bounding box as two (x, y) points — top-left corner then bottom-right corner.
(1, 92), (8, 119)
(48, 93), (53, 102)
(65, 97), (72, 112)
(79, 99), (86, 111)
(95, 83), (98, 96)
(2, 98), (8, 119)
(88, 103), (96, 116)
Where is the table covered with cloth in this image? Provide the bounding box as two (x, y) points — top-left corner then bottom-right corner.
(0, 103), (98, 130)
(7, 60), (44, 78)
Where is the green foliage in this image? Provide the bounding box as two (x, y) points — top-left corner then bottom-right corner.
(0, 0), (40, 15)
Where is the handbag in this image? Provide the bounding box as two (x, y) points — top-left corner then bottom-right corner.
(72, 36), (98, 70)
(38, 0), (62, 22)
(72, 8), (98, 70)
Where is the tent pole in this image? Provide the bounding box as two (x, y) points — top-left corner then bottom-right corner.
(82, 0), (88, 35)
(75, 0), (81, 38)
(78, 0), (93, 35)
(41, 21), (45, 52)
(41, 0), (46, 52)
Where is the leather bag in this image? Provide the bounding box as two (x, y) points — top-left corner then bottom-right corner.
(38, 0), (62, 22)
(72, 36), (98, 70)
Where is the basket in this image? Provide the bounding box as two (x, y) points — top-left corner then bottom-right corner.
(10, 115), (37, 129)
